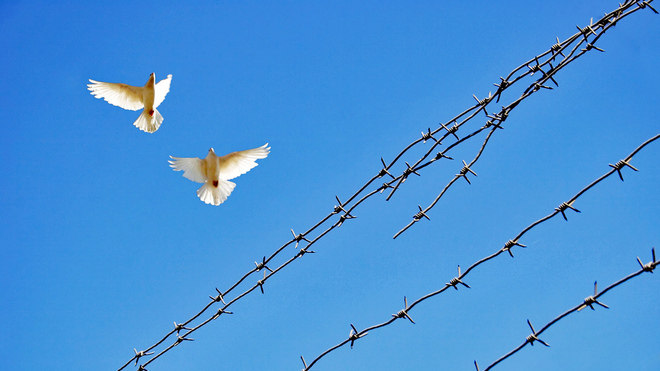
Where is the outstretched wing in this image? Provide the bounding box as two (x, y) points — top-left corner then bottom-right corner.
(154, 74), (172, 108)
(218, 143), (270, 180)
(87, 79), (144, 111)
(169, 156), (207, 183)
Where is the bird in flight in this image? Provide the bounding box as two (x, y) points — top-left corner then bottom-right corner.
(87, 73), (172, 133)
(169, 144), (270, 206)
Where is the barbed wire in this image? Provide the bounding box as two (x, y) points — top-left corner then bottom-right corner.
(299, 132), (660, 370)
(117, 1), (657, 369)
(393, 0), (659, 237)
(475, 247), (658, 371)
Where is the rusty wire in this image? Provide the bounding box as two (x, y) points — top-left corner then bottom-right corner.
(299, 132), (660, 370)
(475, 247), (658, 371)
(118, 1), (657, 369)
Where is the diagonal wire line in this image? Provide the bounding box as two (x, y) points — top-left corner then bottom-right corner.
(477, 247), (658, 371)
(118, 1), (657, 369)
(300, 132), (660, 370)
(393, 1), (658, 237)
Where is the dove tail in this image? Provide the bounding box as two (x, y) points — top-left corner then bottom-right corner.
(197, 180), (236, 206)
(133, 109), (163, 133)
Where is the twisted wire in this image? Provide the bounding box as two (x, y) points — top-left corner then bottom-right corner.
(118, 1), (657, 369)
(300, 132), (660, 370)
(477, 247), (658, 370)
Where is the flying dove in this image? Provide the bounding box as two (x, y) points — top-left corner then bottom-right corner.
(169, 144), (270, 205)
(87, 73), (172, 133)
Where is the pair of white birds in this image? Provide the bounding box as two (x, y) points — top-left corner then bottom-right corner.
(87, 73), (269, 206)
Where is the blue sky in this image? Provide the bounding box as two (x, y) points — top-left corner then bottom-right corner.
(1, 1), (658, 370)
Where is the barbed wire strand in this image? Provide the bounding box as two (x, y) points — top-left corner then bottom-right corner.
(476, 247), (658, 371)
(300, 132), (660, 370)
(393, 0), (658, 237)
(118, 1), (657, 369)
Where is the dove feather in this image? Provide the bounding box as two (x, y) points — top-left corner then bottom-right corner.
(219, 144), (271, 180)
(87, 80), (144, 111)
(154, 74), (173, 108)
(169, 156), (207, 183)
(197, 179), (236, 206)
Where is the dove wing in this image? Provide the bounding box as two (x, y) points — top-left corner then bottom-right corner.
(154, 74), (173, 108)
(218, 144), (270, 180)
(87, 79), (144, 111)
(169, 156), (207, 183)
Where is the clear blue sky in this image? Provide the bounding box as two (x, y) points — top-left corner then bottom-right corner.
(1, 1), (658, 370)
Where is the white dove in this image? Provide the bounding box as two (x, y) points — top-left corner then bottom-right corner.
(87, 73), (172, 133)
(169, 144), (270, 206)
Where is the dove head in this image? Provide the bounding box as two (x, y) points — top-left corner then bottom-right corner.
(206, 148), (218, 161)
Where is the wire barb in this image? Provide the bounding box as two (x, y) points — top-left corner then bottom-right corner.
(392, 296), (416, 324)
(333, 195), (346, 214)
(336, 213), (357, 227)
(403, 162), (421, 179)
(434, 151), (454, 161)
(550, 36), (566, 58)
(378, 158), (394, 179)
(578, 281), (609, 311)
(212, 308), (234, 320)
(447, 266), (471, 290)
(378, 182), (394, 193)
(210, 288), (226, 305)
(555, 202), (581, 220)
(413, 205), (430, 221)
(457, 160), (478, 185)
(333, 196), (356, 227)
(473, 92), (493, 106)
(502, 239), (526, 258)
(582, 43), (605, 52)
(174, 335), (194, 345)
(296, 246), (316, 258)
(440, 121), (460, 140)
(525, 319), (550, 347)
(483, 109), (509, 130)
(421, 128), (440, 144)
(291, 229), (311, 248)
(349, 324), (367, 349)
(608, 159), (638, 181)
(133, 349), (154, 366)
(636, 247), (657, 272)
(173, 322), (191, 333)
(256, 271), (267, 294)
(254, 256), (273, 272)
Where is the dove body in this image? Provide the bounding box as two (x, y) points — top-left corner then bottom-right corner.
(141, 73), (156, 117)
(87, 73), (172, 133)
(203, 150), (222, 185)
(169, 144), (270, 206)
